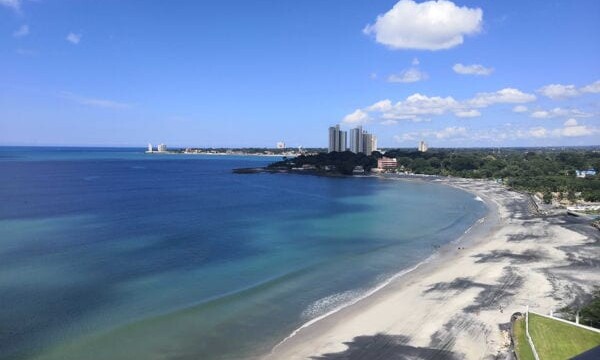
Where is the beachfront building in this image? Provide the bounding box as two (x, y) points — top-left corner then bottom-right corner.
(363, 133), (377, 155)
(157, 143), (167, 152)
(328, 125), (347, 153)
(418, 140), (428, 152)
(378, 157), (397, 170)
(349, 126), (377, 155)
(349, 126), (364, 154)
(147, 143), (153, 153)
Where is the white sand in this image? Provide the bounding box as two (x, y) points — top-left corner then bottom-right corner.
(264, 178), (600, 359)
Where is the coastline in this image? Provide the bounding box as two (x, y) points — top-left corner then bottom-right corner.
(264, 176), (600, 359)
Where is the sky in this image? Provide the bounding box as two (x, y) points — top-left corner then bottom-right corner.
(1, 0), (599, 148)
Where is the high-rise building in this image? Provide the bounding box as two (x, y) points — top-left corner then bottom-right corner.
(418, 140), (428, 152)
(349, 126), (364, 154)
(157, 143), (167, 152)
(363, 133), (377, 155)
(276, 141), (286, 149)
(147, 143), (153, 153)
(328, 125), (347, 152)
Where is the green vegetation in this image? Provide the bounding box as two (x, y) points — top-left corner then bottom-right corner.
(383, 148), (600, 202)
(513, 317), (536, 360)
(268, 151), (380, 175)
(528, 313), (600, 359)
(560, 287), (600, 329)
(269, 148), (600, 203)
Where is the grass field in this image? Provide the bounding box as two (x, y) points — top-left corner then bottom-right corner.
(528, 313), (600, 360)
(513, 316), (536, 360)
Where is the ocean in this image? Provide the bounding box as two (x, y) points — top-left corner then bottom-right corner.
(0, 147), (487, 360)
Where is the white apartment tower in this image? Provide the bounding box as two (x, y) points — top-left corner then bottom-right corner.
(349, 126), (364, 154)
(349, 126), (377, 155)
(157, 143), (167, 152)
(147, 143), (153, 153)
(418, 140), (428, 152)
(328, 125), (347, 153)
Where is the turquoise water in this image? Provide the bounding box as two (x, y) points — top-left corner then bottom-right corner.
(0, 147), (486, 360)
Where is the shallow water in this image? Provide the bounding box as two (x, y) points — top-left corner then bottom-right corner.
(0, 147), (487, 360)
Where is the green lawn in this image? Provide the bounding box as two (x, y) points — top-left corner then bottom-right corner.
(528, 313), (600, 360)
(514, 317), (536, 360)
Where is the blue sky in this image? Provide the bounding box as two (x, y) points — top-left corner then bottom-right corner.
(1, 0), (599, 148)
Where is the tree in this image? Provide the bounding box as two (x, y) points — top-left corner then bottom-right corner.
(543, 192), (553, 204)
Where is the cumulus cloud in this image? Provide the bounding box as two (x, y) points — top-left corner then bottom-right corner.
(452, 63), (494, 76)
(513, 105), (528, 113)
(13, 24), (29, 38)
(530, 107), (592, 119)
(60, 92), (132, 109)
(66, 32), (82, 45)
(581, 80), (600, 94)
(343, 87), (538, 124)
(564, 118), (578, 127)
(363, 0), (483, 50)
(538, 84), (579, 99)
(387, 68), (428, 83)
(342, 109), (369, 125)
(454, 109), (481, 118)
(394, 121), (598, 144)
(467, 88), (536, 107)
(412, 58), (420, 66)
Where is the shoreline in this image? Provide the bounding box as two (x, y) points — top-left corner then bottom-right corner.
(264, 176), (600, 359)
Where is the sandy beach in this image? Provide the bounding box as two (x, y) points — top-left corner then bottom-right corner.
(264, 177), (600, 360)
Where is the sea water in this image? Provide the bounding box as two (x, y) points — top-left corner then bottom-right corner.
(0, 147), (487, 360)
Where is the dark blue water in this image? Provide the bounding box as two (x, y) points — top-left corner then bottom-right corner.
(0, 147), (486, 360)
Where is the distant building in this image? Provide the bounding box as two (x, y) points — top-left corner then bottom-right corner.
(363, 133), (377, 155)
(157, 143), (167, 152)
(349, 126), (364, 154)
(276, 141), (286, 149)
(328, 124), (347, 152)
(418, 140), (428, 152)
(378, 157), (397, 170)
(147, 143), (153, 153)
(576, 169), (597, 178)
(349, 126), (377, 155)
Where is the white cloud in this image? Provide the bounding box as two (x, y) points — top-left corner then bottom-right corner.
(344, 87), (539, 124)
(363, 0), (483, 51)
(387, 68), (428, 83)
(0, 0), (20, 10)
(523, 120), (597, 139)
(381, 119), (399, 126)
(513, 105), (528, 113)
(538, 84), (579, 99)
(454, 109), (481, 118)
(367, 99), (393, 112)
(581, 80), (600, 94)
(555, 125), (596, 137)
(528, 127), (548, 138)
(412, 57), (420, 66)
(452, 63), (494, 76)
(66, 32), (82, 45)
(530, 107), (592, 119)
(60, 92), (132, 109)
(342, 109), (369, 125)
(467, 88), (536, 107)
(429, 126), (468, 139)
(13, 24), (29, 38)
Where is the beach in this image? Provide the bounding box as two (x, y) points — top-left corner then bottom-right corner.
(265, 177), (600, 360)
